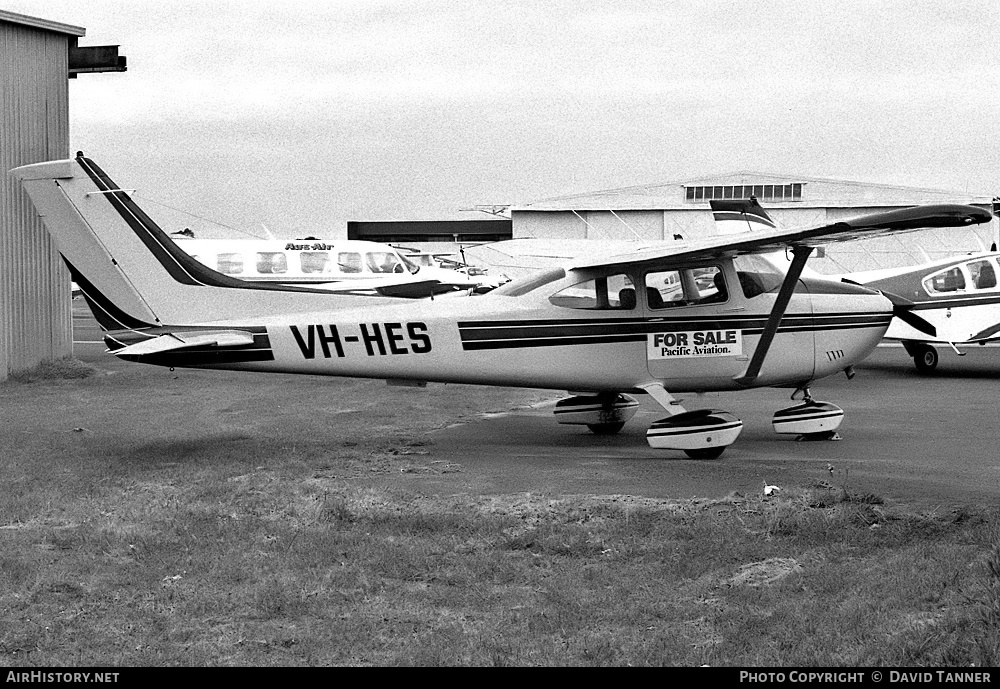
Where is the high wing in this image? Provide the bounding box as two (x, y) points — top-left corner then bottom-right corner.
(570, 205), (992, 272)
(567, 203), (991, 386)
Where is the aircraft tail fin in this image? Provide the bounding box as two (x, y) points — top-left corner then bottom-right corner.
(12, 155), (164, 329)
(710, 197), (778, 235)
(11, 153), (348, 329)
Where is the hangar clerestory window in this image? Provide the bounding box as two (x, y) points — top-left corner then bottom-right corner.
(685, 183), (803, 202)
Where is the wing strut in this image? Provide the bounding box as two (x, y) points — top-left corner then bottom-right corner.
(735, 245), (813, 386)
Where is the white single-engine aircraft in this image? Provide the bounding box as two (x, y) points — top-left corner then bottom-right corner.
(842, 252), (1000, 373)
(12, 154), (992, 458)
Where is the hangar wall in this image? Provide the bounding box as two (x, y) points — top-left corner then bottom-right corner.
(0, 14), (80, 381)
(510, 174), (998, 276)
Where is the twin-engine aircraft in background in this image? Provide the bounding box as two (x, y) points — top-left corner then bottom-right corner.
(166, 235), (486, 299)
(713, 198), (1000, 374)
(12, 154), (992, 458)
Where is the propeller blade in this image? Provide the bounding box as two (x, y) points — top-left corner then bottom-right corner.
(880, 290), (937, 337)
(893, 306), (937, 337)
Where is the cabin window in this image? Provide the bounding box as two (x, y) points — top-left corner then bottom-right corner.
(366, 251), (406, 274)
(732, 255), (784, 298)
(257, 252), (288, 274)
(924, 267), (966, 295)
(217, 253), (244, 275)
(967, 259), (998, 290)
(300, 251), (331, 274)
(338, 252), (362, 273)
(644, 266), (727, 308)
(548, 274), (635, 310)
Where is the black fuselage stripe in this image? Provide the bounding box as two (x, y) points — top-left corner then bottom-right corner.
(116, 350), (276, 366)
(460, 316), (888, 338)
(77, 157), (206, 286)
(458, 313), (887, 333)
(912, 295), (1000, 309)
(459, 319), (889, 350)
(65, 258), (157, 330)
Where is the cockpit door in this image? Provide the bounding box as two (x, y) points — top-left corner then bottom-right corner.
(644, 263), (747, 387)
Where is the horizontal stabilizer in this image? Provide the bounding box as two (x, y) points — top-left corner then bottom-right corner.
(112, 330), (257, 357)
(710, 198), (777, 235)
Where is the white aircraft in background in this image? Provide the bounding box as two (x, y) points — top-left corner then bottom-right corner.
(842, 252), (1000, 373)
(714, 198), (1000, 374)
(13, 154), (992, 458)
(166, 234), (485, 299)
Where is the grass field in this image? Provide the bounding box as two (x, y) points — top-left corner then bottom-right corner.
(1, 358), (998, 666)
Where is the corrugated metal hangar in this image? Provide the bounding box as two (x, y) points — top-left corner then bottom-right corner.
(0, 10), (125, 381)
(508, 172), (998, 275)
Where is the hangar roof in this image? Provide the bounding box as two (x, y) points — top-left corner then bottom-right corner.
(0, 9), (85, 37)
(515, 170), (992, 212)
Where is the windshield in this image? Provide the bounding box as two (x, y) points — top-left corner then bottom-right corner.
(399, 253), (420, 274)
(733, 254), (784, 298)
(365, 251), (408, 274)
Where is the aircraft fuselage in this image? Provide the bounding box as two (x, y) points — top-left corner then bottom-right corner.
(106, 262), (892, 394)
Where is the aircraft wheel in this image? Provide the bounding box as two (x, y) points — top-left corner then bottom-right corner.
(684, 447), (726, 460)
(913, 344), (938, 374)
(587, 421), (626, 435)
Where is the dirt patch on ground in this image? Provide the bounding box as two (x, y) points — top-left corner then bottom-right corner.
(726, 558), (804, 587)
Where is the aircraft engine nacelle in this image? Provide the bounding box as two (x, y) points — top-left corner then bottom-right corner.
(802, 278), (895, 381)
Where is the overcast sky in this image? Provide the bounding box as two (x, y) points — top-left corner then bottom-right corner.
(7, 0), (1000, 238)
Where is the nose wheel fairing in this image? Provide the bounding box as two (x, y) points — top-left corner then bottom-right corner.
(771, 399), (844, 440)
